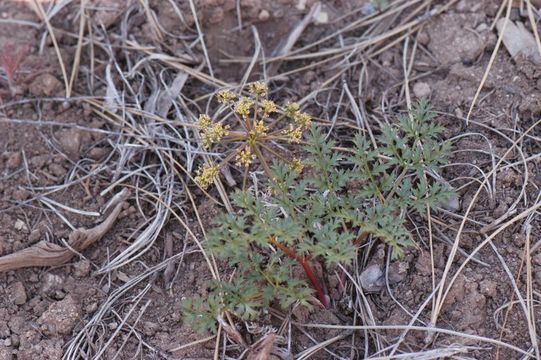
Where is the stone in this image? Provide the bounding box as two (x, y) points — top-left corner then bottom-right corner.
(7, 282), (27, 305)
(72, 260), (91, 278)
(5, 152), (21, 169)
(38, 295), (80, 335)
(29, 73), (62, 97)
(55, 128), (82, 160)
(359, 264), (384, 292)
(413, 82), (431, 98)
(258, 9), (270, 21)
(40, 273), (64, 295)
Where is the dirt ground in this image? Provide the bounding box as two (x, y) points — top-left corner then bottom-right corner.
(1, 0), (541, 359)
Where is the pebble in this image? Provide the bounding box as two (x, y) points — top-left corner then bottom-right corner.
(14, 219), (28, 233)
(479, 279), (497, 298)
(48, 163), (66, 178)
(28, 73), (62, 97)
(40, 273), (64, 295)
(72, 260), (91, 278)
(88, 147), (110, 160)
(38, 295), (80, 335)
(5, 152), (21, 170)
(413, 82), (431, 98)
(7, 282), (27, 305)
(55, 129), (82, 160)
(258, 9), (270, 21)
(359, 264), (384, 292)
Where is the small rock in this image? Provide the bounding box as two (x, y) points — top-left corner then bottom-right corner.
(388, 261), (409, 284)
(88, 147), (110, 160)
(0, 346), (12, 360)
(442, 192), (460, 212)
(7, 316), (25, 335)
(14, 219), (28, 233)
(48, 163), (66, 178)
(360, 264), (384, 292)
(40, 273), (64, 295)
(5, 152), (21, 170)
(38, 295), (80, 335)
(55, 129), (82, 160)
(29, 73), (63, 97)
(313, 8), (329, 24)
(7, 282), (27, 305)
(142, 321), (159, 336)
(72, 260), (91, 278)
(28, 228), (41, 243)
(258, 9), (270, 21)
(413, 82), (431, 98)
(479, 279), (497, 298)
(12, 188), (30, 201)
(85, 302), (98, 313)
(208, 7), (224, 24)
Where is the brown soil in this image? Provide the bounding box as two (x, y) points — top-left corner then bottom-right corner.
(1, 0), (540, 359)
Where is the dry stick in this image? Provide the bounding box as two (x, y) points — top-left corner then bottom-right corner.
(239, 26), (262, 89)
(267, 0), (421, 61)
(0, 199), (124, 272)
(188, 0), (214, 79)
(466, 0), (512, 124)
(294, 323), (533, 358)
(118, 183), (220, 282)
(267, 2), (321, 76)
(525, 225), (539, 358)
(29, 0), (70, 97)
(432, 200), (541, 351)
(428, 118), (541, 341)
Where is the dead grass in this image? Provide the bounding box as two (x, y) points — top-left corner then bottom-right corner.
(0, 0), (540, 359)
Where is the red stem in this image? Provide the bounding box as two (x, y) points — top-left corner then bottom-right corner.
(268, 237), (329, 308)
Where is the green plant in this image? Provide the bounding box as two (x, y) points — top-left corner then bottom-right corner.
(193, 81), (309, 189)
(183, 99), (453, 333)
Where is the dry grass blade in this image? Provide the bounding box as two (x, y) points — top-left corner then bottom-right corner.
(29, 0), (70, 97)
(293, 323), (533, 357)
(465, 0), (512, 124)
(67, 0), (87, 97)
(246, 333), (277, 360)
(429, 118), (541, 336)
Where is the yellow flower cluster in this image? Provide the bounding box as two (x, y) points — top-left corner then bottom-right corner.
(235, 97), (254, 118)
(197, 114), (229, 148)
(294, 112), (311, 129)
(253, 120), (268, 136)
(283, 102), (311, 129)
(284, 102), (300, 118)
(260, 99), (277, 116)
(289, 158), (304, 173)
(249, 81), (268, 96)
(217, 89), (236, 104)
(194, 163), (219, 189)
(282, 124), (303, 143)
(235, 147), (256, 167)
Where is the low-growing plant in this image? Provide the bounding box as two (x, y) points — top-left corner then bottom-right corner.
(183, 99), (453, 333)
(193, 81), (309, 189)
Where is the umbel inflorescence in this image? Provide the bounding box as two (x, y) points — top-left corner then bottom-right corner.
(184, 99), (454, 334)
(193, 81), (312, 189)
